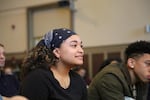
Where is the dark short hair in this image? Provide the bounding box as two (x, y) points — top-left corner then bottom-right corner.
(124, 40), (150, 61)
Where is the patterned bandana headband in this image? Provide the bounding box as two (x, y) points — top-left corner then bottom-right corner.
(43, 28), (76, 50)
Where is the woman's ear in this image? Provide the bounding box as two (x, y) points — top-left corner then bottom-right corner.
(127, 58), (135, 69)
(53, 48), (60, 58)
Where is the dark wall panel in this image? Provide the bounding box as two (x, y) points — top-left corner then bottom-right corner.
(92, 53), (104, 77)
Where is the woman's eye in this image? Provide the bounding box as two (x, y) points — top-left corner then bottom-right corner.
(71, 44), (77, 47)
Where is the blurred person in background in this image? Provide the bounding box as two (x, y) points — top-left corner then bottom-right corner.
(0, 43), (27, 100)
(4, 65), (14, 75)
(0, 44), (19, 97)
(72, 67), (91, 87)
(98, 57), (122, 72)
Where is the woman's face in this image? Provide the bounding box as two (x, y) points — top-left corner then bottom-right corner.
(132, 54), (150, 82)
(54, 35), (84, 67)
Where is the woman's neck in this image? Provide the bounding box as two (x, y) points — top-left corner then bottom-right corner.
(50, 65), (71, 89)
(51, 65), (70, 76)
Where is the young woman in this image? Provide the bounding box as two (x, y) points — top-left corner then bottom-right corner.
(20, 28), (87, 100)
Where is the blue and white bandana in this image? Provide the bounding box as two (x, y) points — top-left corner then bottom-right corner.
(43, 28), (76, 50)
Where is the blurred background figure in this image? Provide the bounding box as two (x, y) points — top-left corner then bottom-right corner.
(9, 57), (21, 81)
(4, 66), (13, 75)
(72, 67), (91, 87)
(3, 65), (20, 96)
(98, 57), (122, 72)
(75, 67), (86, 78)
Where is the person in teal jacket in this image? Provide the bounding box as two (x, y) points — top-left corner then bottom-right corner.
(88, 40), (150, 100)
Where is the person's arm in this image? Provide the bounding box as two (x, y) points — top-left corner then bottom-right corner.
(0, 95), (2, 100)
(88, 74), (125, 100)
(99, 74), (125, 100)
(2, 96), (28, 100)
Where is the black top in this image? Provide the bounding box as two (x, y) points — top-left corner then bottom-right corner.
(20, 69), (87, 100)
(0, 73), (20, 97)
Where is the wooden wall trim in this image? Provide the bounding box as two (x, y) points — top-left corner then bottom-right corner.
(5, 52), (27, 60)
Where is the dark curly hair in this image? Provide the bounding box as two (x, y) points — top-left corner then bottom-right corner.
(21, 40), (57, 79)
(124, 40), (150, 62)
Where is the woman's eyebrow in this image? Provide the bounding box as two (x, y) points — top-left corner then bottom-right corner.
(70, 40), (78, 43)
(70, 40), (82, 44)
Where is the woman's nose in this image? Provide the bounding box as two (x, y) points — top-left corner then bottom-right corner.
(78, 46), (84, 54)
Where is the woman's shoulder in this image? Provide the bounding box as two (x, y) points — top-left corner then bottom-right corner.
(23, 68), (52, 82)
(28, 68), (48, 75)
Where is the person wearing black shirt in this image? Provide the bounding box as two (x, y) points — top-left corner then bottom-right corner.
(20, 28), (87, 100)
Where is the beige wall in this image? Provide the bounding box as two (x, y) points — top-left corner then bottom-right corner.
(0, 9), (27, 53)
(75, 0), (150, 47)
(0, 0), (58, 11)
(0, 0), (58, 53)
(0, 0), (150, 53)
